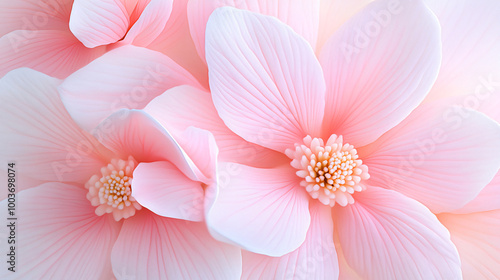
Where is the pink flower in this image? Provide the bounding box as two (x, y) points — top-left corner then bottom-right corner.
(0, 68), (241, 279)
(200, 2), (500, 279)
(0, 0), (205, 84)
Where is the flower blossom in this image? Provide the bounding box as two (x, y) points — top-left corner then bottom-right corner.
(0, 68), (241, 279)
(196, 2), (500, 279)
(0, 0), (206, 84)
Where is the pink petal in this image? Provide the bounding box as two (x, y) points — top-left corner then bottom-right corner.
(0, 183), (120, 279)
(59, 45), (201, 132)
(438, 210), (500, 279)
(0, 172), (44, 200)
(206, 162), (310, 256)
(69, 0), (130, 48)
(453, 172), (500, 214)
(242, 202), (338, 279)
(174, 127), (218, 182)
(335, 186), (461, 279)
(188, 0), (320, 63)
(440, 89), (500, 125)
(0, 68), (110, 184)
(360, 102), (500, 213)
(132, 161), (204, 221)
(111, 211), (242, 279)
(120, 0), (173, 47)
(146, 0), (209, 88)
(0, 29), (106, 79)
(0, 0), (73, 37)
(424, 0), (500, 102)
(92, 109), (202, 182)
(335, 242), (363, 280)
(144, 85), (289, 168)
(316, 0), (372, 53)
(206, 7), (325, 152)
(319, 0), (441, 147)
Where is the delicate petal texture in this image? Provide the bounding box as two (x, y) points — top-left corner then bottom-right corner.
(111, 210), (242, 280)
(0, 0), (73, 37)
(92, 109), (201, 182)
(242, 203), (338, 280)
(0, 30), (106, 79)
(144, 85), (288, 168)
(335, 186), (461, 280)
(132, 161), (204, 221)
(319, 0), (441, 147)
(174, 127), (218, 182)
(206, 7), (325, 152)
(207, 163), (310, 256)
(188, 0), (320, 63)
(438, 210), (500, 279)
(0, 183), (120, 279)
(335, 242), (363, 280)
(453, 173), (500, 214)
(69, 0), (130, 48)
(316, 0), (373, 53)
(0, 68), (110, 183)
(360, 103), (500, 213)
(424, 0), (500, 101)
(146, 0), (209, 87)
(476, 90), (500, 123)
(0, 172), (44, 200)
(59, 45), (201, 132)
(120, 0), (173, 47)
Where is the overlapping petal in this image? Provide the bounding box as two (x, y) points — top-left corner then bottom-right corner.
(120, 0), (173, 47)
(207, 163), (310, 256)
(241, 203), (338, 280)
(92, 109), (202, 182)
(111, 210), (242, 280)
(132, 161), (205, 221)
(59, 45), (201, 132)
(424, 0), (500, 101)
(316, 0), (372, 52)
(439, 210), (500, 279)
(319, 0), (441, 147)
(0, 68), (110, 184)
(360, 103), (500, 213)
(0, 0), (73, 37)
(188, 0), (320, 63)
(335, 186), (461, 279)
(0, 30), (106, 79)
(0, 183), (120, 279)
(206, 7), (325, 152)
(69, 0), (130, 48)
(144, 85), (288, 168)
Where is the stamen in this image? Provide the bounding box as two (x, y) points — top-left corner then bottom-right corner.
(85, 156), (141, 221)
(286, 135), (369, 207)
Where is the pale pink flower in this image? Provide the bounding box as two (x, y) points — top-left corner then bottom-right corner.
(0, 68), (241, 279)
(198, 3), (500, 279)
(0, 0), (206, 84)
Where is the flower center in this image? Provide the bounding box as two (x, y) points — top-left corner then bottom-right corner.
(85, 156), (141, 221)
(286, 135), (369, 207)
